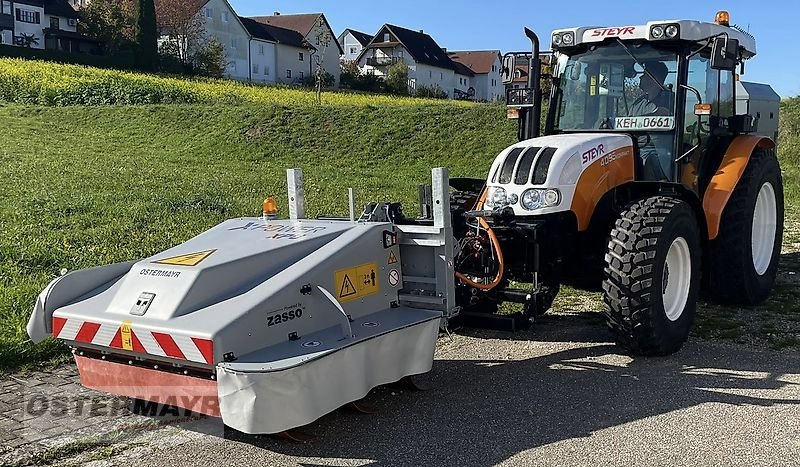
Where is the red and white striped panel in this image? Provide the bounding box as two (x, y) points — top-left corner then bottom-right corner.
(52, 316), (214, 365)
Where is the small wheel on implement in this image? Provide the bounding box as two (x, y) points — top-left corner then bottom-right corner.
(603, 196), (701, 356)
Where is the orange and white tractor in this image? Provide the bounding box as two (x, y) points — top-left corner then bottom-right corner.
(450, 11), (783, 355)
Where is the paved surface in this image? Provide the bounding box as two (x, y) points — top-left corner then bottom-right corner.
(1, 315), (799, 467)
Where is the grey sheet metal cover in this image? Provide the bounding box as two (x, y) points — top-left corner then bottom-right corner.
(217, 308), (440, 434)
(105, 218), (355, 320)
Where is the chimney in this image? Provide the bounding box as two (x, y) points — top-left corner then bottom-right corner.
(442, 48), (447, 53)
(419, 29), (424, 34)
(274, 11), (280, 16)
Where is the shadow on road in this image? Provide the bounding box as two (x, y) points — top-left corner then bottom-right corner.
(208, 317), (799, 467)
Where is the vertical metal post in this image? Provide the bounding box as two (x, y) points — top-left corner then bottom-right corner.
(348, 188), (355, 221)
(431, 167), (456, 319)
(524, 27), (541, 141)
(286, 169), (305, 220)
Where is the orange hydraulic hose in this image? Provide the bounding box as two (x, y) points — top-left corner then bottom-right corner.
(455, 188), (505, 291)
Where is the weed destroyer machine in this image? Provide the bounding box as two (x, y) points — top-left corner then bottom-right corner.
(27, 11), (782, 436)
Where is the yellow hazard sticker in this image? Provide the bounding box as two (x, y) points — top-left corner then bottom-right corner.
(335, 263), (379, 303)
(153, 249), (216, 267)
(120, 321), (133, 351)
(388, 250), (398, 265)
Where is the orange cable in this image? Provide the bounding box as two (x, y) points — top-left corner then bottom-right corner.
(454, 188), (505, 291)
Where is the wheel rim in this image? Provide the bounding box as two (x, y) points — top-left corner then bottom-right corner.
(662, 237), (692, 322)
(751, 182), (777, 276)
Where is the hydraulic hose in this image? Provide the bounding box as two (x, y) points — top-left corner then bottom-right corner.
(454, 189), (505, 291)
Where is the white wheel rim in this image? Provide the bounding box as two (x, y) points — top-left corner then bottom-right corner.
(751, 182), (777, 276)
(662, 237), (692, 322)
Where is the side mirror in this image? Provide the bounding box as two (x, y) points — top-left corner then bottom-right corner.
(711, 37), (739, 70)
(501, 54), (516, 85)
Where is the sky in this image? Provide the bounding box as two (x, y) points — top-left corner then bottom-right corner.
(230, 1), (796, 97)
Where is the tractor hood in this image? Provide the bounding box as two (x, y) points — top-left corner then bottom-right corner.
(484, 133), (635, 230)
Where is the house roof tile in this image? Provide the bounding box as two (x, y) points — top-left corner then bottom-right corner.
(342, 28), (373, 47)
(448, 50), (500, 75)
(239, 16), (278, 42)
(362, 24), (456, 71)
(250, 13), (343, 54)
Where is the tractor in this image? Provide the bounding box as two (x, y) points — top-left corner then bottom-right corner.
(449, 10), (784, 355)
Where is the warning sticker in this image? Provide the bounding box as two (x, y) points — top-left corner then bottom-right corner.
(388, 251), (398, 265)
(153, 249), (216, 267)
(335, 263), (379, 303)
(388, 269), (400, 287)
(120, 321), (133, 351)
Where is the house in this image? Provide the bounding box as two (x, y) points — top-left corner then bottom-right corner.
(2, 0), (100, 52)
(357, 24), (458, 97)
(158, 0), (279, 83)
(238, 17), (277, 83)
(452, 60), (474, 100)
(448, 50), (504, 102)
(250, 13), (342, 87)
(195, 0), (252, 80)
(337, 28), (372, 62)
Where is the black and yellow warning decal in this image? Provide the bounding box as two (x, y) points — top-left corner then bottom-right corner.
(335, 262), (379, 303)
(153, 249), (217, 267)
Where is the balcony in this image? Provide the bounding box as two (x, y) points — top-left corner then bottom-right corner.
(366, 56), (403, 67)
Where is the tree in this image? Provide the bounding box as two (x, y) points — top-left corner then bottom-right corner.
(16, 33), (39, 48)
(193, 37), (227, 78)
(155, 0), (207, 66)
(79, 0), (134, 53)
(385, 62), (409, 96)
(133, 0), (158, 71)
(308, 17), (334, 105)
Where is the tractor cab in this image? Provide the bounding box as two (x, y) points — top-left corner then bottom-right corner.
(502, 11), (758, 194)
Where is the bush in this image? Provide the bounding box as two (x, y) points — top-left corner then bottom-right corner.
(302, 71), (335, 89)
(0, 58), (473, 107)
(0, 44), (135, 70)
(193, 37), (226, 79)
(416, 84), (448, 100)
(385, 62), (409, 96)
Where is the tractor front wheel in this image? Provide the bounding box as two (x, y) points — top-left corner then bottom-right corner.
(603, 197), (701, 356)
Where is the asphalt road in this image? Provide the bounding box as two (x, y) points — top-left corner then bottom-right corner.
(114, 314), (800, 467)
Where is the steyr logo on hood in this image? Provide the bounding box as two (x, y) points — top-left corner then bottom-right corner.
(581, 144), (606, 166)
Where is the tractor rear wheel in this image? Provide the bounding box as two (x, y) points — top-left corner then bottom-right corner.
(603, 197), (701, 356)
(708, 148), (784, 305)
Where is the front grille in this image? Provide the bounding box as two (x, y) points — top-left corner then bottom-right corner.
(494, 146), (554, 186)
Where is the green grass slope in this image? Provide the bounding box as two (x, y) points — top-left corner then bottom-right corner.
(0, 104), (516, 369)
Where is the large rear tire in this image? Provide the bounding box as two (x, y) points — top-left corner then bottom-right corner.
(708, 148), (784, 305)
(603, 197), (701, 356)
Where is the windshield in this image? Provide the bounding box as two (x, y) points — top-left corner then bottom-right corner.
(554, 42), (678, 132)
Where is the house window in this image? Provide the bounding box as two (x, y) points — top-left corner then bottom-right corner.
(492, 65), (496, 72)
(429, 71), (432, 78)
(252, 63), (259, 74)
(258, 44), (264, 55)
(230, 38), (237, 49)
(440, 72), (443, 80)
(230, 61), (237, 72)
(264, 66), (270, 76)
(204, 7), (212, 18)
(50, 16), (59, 30)
(1, 1), (11, 15)
(286, 69), (292, 79)
(222, 11), (228, 22)
(299, 71), (304, 80)
(15, 8), (40, 24)
(298, 52), (303, 61)
(349, 47), (357, 54)
(383, 33), (390, 42)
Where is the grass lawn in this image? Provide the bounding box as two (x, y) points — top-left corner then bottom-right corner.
(1, 97), (798, 371)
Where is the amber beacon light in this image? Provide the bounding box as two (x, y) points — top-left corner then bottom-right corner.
(715, 10), (730, 26)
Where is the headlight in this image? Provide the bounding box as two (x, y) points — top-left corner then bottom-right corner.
(562, 32), (574, 45)
(651, 25), (664, 39)
(665, 24), (679, 38)
(491, 187), (507, 207)
(552, 33), (562, 46)
(521, 189), (542, 210)
(521, 189), (562, 211)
